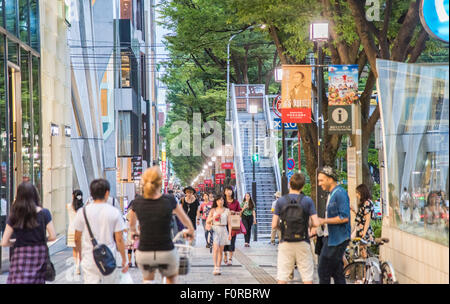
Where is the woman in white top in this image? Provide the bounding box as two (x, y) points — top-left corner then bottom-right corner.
(206, 195), (232, 275)
(67, 189), (83, 274)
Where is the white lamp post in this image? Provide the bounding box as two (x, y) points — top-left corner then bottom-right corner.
(310, 20), (329, 219)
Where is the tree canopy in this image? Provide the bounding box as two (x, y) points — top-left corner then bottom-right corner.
(159, 0), (448, 189)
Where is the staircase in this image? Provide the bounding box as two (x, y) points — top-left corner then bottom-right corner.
(230, 84), (281, 239)
(238, 112), (278, 238)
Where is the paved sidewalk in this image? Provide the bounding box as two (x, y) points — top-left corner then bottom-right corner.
(0, 225), (319, 284)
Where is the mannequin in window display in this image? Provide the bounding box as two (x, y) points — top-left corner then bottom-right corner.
(400, 187), (412, 224)
(388, 183), (400, 226)
(442, 191), (449, 233)
(424, 191), (444, 230)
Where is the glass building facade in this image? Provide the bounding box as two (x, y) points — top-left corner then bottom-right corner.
(0, 0), (41, 266)
(378, 59), (449, 246)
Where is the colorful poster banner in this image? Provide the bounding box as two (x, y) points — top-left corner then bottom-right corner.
(328, 65), (358, 134)
(281, 65), (312, 123)
(328, 65), (359, 106)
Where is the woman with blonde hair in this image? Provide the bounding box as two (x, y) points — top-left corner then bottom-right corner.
(128, 166), (194, 284)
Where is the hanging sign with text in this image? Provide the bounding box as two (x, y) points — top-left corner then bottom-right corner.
(328, 65), (358, 134)
(281, 65), (312, 123)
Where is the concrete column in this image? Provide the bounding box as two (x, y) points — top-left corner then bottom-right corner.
(347, 103), (363, 230)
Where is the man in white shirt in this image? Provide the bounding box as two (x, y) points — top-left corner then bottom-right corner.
(74, 179), (128, 284)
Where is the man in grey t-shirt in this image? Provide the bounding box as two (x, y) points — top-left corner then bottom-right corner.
(272, 173), (319, 284)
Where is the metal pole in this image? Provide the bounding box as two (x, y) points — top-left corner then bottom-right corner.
(298, 130), (301, 173)
(281, 122), (288, 195)
(226, 34), (236, 122)
(252, 113), (257, 241)
(315, 41), (327, 218)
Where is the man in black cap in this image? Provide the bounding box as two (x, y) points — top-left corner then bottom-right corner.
(181, 186), (200, 230)
(317, 166), (351, 284)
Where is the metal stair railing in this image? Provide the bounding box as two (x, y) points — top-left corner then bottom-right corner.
(264, 95), (282, 193)
(230, 83), (247, 201)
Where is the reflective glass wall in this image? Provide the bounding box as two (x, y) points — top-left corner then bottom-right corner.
(0, 0), (41, 268)
(377, 59), (449, 246)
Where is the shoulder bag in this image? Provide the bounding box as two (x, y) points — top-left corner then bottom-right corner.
(42, 212), (56, 282)
(82, 206), (117, 276)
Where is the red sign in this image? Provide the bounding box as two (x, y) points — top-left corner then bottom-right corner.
(231, 173), (236, 179)
(215, 173), (226, 179)
(204, 179), (212, 185)
(281, 108), (311, 123)
(273, 95), (282, 118)
(198, 184), (204, 188)
(221, 163), (234, 170)
(195, 188), (199, 192)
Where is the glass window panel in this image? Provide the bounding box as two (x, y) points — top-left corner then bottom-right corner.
(101, 89), (108, 116)
(0, 0), (4, 28)
(7, 39), (17, 64)
(118, 111), (131, 156)
(0, 35), (9, 221)
(18, 0), (29, 44)
(121, 52), (131, 88)
(21, 48), (31, 181)
(5, 0), (17, 35)
(32, 55), (41, 192)
(29, 0), (39, 51)
(377, 59), (449, 246)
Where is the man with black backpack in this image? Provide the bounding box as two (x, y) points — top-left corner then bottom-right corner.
(272, 172), (319, 284)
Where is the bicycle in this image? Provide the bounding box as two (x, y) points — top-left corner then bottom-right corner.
(343, 237), (398, 284)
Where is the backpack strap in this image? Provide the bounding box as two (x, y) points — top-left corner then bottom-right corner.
(83, 206), (98, 247)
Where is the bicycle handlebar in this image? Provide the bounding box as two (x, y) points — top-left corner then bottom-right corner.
(173, 229), (195, 243)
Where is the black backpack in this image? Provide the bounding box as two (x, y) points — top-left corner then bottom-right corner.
(279, 194), (309, 242)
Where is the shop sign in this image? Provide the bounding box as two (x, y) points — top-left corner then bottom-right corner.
(215, 173), (226, 179)
(221, 163), (234, 170)
(420, 0), (449, 43)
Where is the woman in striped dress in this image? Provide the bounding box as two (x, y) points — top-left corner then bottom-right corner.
(1, 182), (56, 284)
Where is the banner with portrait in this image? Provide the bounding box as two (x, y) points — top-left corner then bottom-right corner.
(281, 65), (312, 123)
(328, 65), (359, 134)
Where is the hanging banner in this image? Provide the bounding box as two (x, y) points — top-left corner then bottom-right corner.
(281, 65), (312, 123)
(328, 65), (358, 134)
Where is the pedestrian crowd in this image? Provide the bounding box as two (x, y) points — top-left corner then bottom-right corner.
(1, 164), (381, 285)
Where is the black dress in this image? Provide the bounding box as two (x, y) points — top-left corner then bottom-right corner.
(182, 198), (199, 229)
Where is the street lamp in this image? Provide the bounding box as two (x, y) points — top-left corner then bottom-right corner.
(274, 66), (289, 195)
(274, 66), (283, 83)
(310, 21), (329, 218)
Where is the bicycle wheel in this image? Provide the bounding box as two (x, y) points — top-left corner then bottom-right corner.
(344, 262), (366, 284)
(381, 261), (398, 284)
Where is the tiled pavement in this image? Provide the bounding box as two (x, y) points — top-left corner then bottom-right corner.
(0, 225), (319, 284)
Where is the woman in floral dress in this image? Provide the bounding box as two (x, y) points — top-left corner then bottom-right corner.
(352, 184), (375, 258)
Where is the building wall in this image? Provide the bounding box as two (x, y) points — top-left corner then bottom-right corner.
(377, 59), (449, 284)
(40, 0), (72, 235)
(381, 225), (449, 284)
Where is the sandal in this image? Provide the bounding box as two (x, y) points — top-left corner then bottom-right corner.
(227, 258), (233, 266)
(213, 267), (220, 275)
